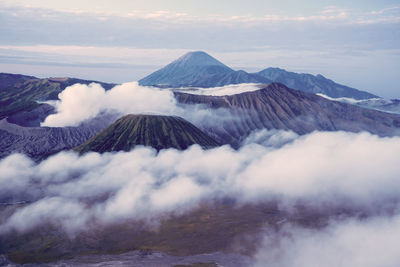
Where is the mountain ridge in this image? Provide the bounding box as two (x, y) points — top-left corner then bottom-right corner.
(175, 83), (400, 147)
(256, 67), (377, 99)
(0, 115), (114, 160)
(0, 73), (116, 121)
(139, 51), (378, 99)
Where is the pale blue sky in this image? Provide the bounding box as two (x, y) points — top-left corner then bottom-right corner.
(0, 0), (399, 97)
(2, 0), (399, 16)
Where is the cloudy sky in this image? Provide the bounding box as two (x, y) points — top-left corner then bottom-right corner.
(0, 0), (399, 98)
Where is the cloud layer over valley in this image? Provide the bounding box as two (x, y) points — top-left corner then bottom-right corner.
(1, 131), (400, 235)
(254, 214), (400, 267)
(2, 0), (399, 264)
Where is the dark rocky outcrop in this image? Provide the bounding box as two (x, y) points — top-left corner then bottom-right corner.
(76, 114), (220, 154)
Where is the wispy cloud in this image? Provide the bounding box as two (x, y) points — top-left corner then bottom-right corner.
(2, 130), (400, 235)
(254, 215), (400, 267)
(0, 2), (399, 97)
(1, 2), (398, 25)
(369, 6), (400, 15)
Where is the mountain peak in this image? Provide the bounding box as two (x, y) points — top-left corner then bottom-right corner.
(172, 51), (230, 68)
(75, 114), (220, 153)
(138, 51), (234, 87)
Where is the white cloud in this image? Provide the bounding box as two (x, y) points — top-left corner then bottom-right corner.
(41, 82), (269, 127)
(253, 215), (400, 267)
(316, 94), (400, 114)
(369, 6), (400, 15)
(173, 83), (264, 96)
(42, 82), (178, 127)
(241, 129), (299, 148)
(238, 131), (400, 205)
(1, 131), (400, 236)
(2, 197), (90, 235)
(43, 83), (105, 127)
(1, 1), (385, 25)
(0, 2), (399, 97)
(0, 45), (187, 64)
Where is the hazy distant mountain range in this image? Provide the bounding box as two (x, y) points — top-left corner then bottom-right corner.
(139, 51), (378, 100)
(0, 51), (397, 159)
(0, 59), (399, 158)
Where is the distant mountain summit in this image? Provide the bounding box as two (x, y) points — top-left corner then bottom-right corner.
(139, 51), (378, 99)
(139, 51), (232, 87)
(171, 51), (230, 68)
(139, 51), (270, 87)
(75, 114), (220, 153)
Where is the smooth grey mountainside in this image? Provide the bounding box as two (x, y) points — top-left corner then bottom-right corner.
(139, 51), (377, 99)
(175, 83), (400, 147)
(138, 51), (271, 87)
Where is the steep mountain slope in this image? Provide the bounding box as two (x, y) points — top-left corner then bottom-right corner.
(0, 115), (115, 160)
(361, 99), (400, 114)
(0, 73), (36, 90)
(175, 83), (400, 147)
(0, 73), (116, 120)
(5, 103), (55, 127)
(256, 68), (377, 100)
(76, 114), (220, 153)
(139, 51), (270, 87)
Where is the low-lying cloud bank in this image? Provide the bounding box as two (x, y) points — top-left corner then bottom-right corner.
(317, 93), (400, 115)
(42, 82), (178, 127)
(41, 82), (264, 127)
(172, 83), (264, 96)
(1, 131), (400, 236)
(254, 215), (400, 267)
